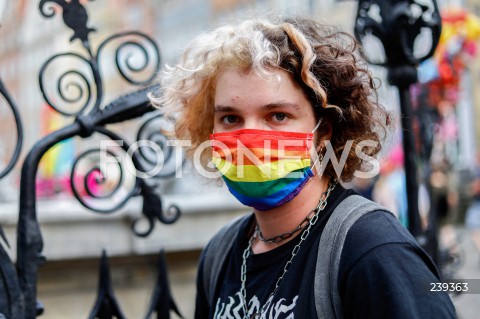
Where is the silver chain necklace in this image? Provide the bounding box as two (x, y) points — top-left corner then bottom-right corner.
(240, 181), (337, 319)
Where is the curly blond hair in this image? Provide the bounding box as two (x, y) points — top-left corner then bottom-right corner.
(150, 17), (390, 182)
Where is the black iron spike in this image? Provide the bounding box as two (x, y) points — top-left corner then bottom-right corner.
(144, 250), (183, 319)
(88, 250), (127, 319)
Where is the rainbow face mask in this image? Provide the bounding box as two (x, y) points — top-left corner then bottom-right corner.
(210, 127), (318, 211)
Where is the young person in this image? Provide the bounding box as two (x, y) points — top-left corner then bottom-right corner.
(151, 17), (456, 319)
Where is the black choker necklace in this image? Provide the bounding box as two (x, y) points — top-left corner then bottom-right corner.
(254, 213), (312, 243)
(254, 181), (336, 244)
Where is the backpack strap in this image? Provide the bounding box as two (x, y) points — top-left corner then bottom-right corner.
(203, 214), (251, 308)
(315, 195), (394, 319)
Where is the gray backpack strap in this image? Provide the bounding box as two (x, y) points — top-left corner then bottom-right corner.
(315, 195), (393, 319)
(203, 214), (251, 308)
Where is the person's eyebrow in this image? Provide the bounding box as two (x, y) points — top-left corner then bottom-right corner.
(261, 102), (300, 111)
(214, 105), (238, 113)
(214, 102), (300, 113)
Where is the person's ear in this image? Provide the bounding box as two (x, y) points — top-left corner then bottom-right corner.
(316, 120), (332, 151)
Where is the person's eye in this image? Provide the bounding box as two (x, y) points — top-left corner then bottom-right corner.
(222, 115), (239, 125)
(271, 113), (288, 122)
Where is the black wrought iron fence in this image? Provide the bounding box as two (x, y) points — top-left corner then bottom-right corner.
(0, 1), (183, 318)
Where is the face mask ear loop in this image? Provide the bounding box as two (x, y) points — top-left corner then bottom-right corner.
(311, 145), (324, 178)
(311, 119), (322, 133)
(310, 119), (323, 177)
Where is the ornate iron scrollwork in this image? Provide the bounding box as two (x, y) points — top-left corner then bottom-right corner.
(5, 1), (184, 318)
(354, 0), (442, 68)
(35, 0), (179, 226)
(39, 0), (97, 46)
(38, 1), (161, 116)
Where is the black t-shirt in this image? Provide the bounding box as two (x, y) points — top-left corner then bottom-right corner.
(195, 186), (457, 318)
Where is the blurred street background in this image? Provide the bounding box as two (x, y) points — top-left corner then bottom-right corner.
(0, 0), (480, 318)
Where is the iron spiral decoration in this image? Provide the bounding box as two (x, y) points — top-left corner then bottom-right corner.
(39, 52), (94, 116)
(70, 147), (140, 214)
(135, 111), (185, 179)
(99, 32), (161, 86)
(34, 0), (183, 237)
(69, 120), (182, 235)
(38, 0), (161, 117)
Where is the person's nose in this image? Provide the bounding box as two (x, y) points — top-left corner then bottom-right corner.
(243, 118), (268, 130)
